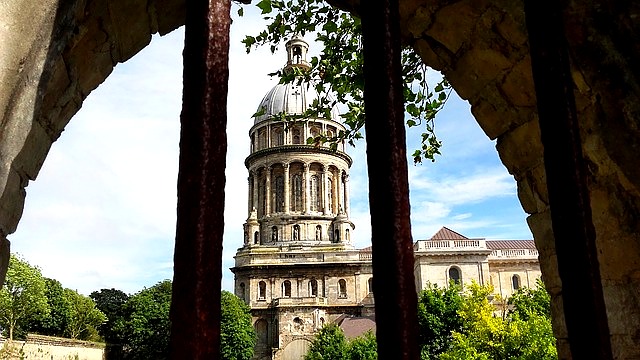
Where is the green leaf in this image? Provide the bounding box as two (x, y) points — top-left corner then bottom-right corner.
(237, 7), (244, 17)
(256, 0), (272, 14)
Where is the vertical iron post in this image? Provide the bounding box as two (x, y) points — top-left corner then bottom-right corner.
(169, 0), (231, 357)
(524, 1), (613, 358)
(361, 0), (419, 359)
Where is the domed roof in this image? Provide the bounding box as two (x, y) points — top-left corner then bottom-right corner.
(253, 36), (341, 125)
(253, 80), (341, 124)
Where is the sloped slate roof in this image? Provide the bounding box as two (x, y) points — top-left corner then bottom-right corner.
(486, 240), (537, 250)
(339, 317), (376, 339)
(430, 226), (469, 240)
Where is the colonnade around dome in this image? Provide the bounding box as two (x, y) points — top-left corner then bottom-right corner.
(247, 161), (351, 220)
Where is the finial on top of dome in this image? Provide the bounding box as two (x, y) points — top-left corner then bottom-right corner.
(284, 35), (311, 73)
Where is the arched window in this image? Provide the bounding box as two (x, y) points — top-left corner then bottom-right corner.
(334, 229), (340, 243)
(258, 281), (266, 300)
(315, 225), (322, 241)
(310, 175), (320, 211)
(282, 280), (292, 297)
(512, 274), (521, 290)
(309, 279), (318, 297)
(258, 179), (266, 218)
(291, 174), (303, 212)
(272, 127), (284, 146)
(338, 279), (347, 298)
(271, 226), (278, 242)
(292, 225), (300, 241)
(449, 267), (461, 286)
(255, 319), (269, 345)
(345, 229), (350, 241)
(292, 127), (301, 144)
(239, 282), (246, 301)
(368, 277), (373, 293)
(310, 126), (320, 139)
(258, 128), (267, 149)
(275, 175), (284, 212)
(254, 231), (259, 245)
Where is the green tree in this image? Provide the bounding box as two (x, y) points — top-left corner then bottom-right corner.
(90, 288), (130, 357)
(439, 281), (557, 360)
(241, 0), (452, 164)
(417, 283), (463, 359)
(64, 288), (106, 341)
(122, 280), (172, 360)
(305, 323), (348, 360)
(220, 291), (256, 360)
(508, 278), (551, 321)
(29, 278), (72, 337)
(347, 330), (377, 360)
(0, 254), (49, 340)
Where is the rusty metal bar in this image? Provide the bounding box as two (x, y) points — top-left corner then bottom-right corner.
(361, 0), (418, 359)
(169, 0), (231, 357)
(523, 1), (613, 359)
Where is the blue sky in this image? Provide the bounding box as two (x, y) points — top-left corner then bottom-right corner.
(8, 6), (532, 295)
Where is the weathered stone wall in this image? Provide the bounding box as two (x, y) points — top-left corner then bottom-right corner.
(1, 0), (639, 358)
(488, 262), (542, 300)
(0, 0), (185, 255)
(1, 334), (105, 360)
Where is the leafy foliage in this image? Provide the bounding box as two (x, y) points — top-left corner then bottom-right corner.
(122, 280), (172, 360)
(239, 0), (452, 163)
(64, 288), (106, 341)
(305, 324), (377, 360)
(508, 278), (551, 321)
(28, 278), (72, 337)
(90, 288), (130, 345)
(439, 281), (557, 360)
(305, 323), (349, 360)
(417, 283), (463, 359)
(0, 254), (49, 340)
(347, 330), (377, 360)
(220, 291), (256, 360)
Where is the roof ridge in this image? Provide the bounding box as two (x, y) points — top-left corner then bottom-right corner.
(430, 226), (469, 240)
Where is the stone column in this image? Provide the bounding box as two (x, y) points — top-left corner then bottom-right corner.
(266, 124), (271, 148)
(265, 167), (271, 215)
(303, 122), (308, 143)
(337, 170), (343, 213)
(247, 175), (252, 215)
(284, 163), (290, 214)
(343, 173), (350, 216)
(304, 163), (311, 214)
(252, 172), (259, 214)
(322, 166), (329, 215)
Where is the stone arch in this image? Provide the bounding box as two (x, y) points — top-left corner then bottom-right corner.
(0, 0), (185, 276)
(281, 338), (311, 360)
(1, 1), (640, 358)
(254, 319), (269, 346)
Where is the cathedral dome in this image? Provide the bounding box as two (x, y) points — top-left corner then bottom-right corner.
(253, 36), (340, 124)
(253, 80), (341, 124)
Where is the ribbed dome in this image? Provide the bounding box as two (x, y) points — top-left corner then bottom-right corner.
(253, 80), (341, 124)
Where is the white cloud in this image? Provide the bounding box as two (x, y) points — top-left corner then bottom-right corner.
(7, 6), (532, 296)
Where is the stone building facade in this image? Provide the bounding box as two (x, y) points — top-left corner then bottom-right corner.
(414, 227), (541, 301)
(231, 37), (374, 360)
(231, 37), (541, 360)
